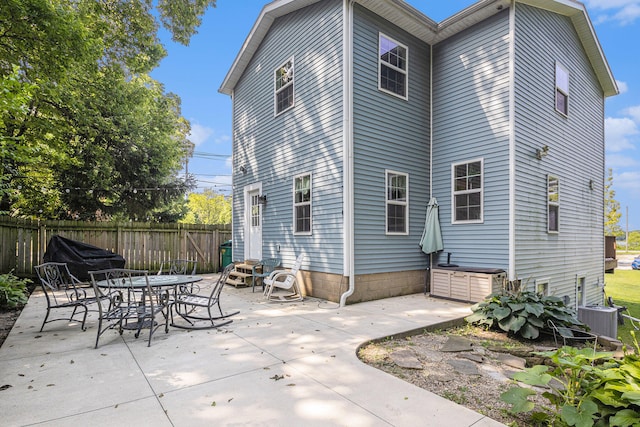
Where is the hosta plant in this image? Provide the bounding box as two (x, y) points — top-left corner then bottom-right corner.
(0, 271), (30, 309)
(501, 340), (640, 427)
(465, 291), (582, 340)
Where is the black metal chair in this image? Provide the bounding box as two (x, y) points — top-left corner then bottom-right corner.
(34, 262), (105, 332)
(251, 258), (280, 293)
(90, 269), (171, 348)
(170, 264), (239, 329)
(158, 259), (197, 276)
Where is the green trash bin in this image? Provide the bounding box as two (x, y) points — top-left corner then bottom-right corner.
(219, 240), (232, 272)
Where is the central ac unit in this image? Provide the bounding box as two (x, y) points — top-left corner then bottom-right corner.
(578, 306), (617, 338)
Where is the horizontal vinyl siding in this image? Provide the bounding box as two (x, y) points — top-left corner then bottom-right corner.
(514, 4), (605, 307)
(352, 4), (431, 275)
(431, 10), (511, 269)
(232, 0), (344, 273)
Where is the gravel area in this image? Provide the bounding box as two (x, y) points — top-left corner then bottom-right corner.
(358, 326), (558, 426)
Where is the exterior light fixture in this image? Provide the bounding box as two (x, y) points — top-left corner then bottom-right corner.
(239, 165), (247, 175)
(536, 145), (549, 160)
(258, 195), (267, 206)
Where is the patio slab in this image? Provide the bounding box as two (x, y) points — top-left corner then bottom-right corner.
(0, 274), (505, 426)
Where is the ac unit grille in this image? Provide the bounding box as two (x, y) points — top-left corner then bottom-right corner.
(578, 306), (617, 338)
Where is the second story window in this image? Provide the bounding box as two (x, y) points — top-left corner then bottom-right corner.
(275, 58), (294, 115)
(555, 63), (569, 116)
(379, 34), (408, 99)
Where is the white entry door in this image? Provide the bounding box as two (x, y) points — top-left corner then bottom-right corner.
(245, 187), (262, 261)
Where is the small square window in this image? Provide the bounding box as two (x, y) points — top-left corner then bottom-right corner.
(379, 34), (408, 99)
(275, 59), (294, 115)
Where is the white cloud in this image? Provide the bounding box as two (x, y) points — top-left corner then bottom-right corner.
(625, 105), (640, 122)
(605, 117), (638, 152)
(616, 80), (629, 94)
(585, 0), (640, 25)
(606, 153), (638, 168)
(214, 134), (231, 145)
(614, 170), (640, 190)
(188, 123), (214, 147)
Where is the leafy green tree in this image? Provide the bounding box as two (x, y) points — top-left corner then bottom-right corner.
(181, 190), (231, 225)
(0, 0), (216, 221)
(605, 168), (623, 236)
(629, 231), (640, 251)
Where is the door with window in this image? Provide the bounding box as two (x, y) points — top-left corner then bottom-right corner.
(245, 187), (262, 261)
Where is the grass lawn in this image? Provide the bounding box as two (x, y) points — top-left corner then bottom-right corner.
(605, 269), (640, 347)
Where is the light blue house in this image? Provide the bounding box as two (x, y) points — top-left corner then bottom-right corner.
(219, 0), (617, 306)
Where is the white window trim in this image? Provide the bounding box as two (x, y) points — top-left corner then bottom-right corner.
(274, 57), (295, 116)
(293, 172), (312, 236)
(378, 33), (408, 100)
(555, 62), (569, 117)
(385, 170), (409, 235)
(535, 279), (550, 296)
(576, 274), (586, 308)
(451, 158), (484, 224)
(547, 174), (559, 234)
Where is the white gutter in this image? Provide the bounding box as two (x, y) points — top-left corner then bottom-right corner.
(340, 0), (355, 307)
(508, 1), (516, 281)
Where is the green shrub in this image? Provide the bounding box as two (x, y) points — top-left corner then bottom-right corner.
(0, 271), (31, 309)
(501, 340), (640, 427)
(465, 291), (582, 340)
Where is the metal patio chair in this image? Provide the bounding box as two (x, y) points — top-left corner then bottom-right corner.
(158, 259), (198, 276)
(251, 258), (280, 293)
(90, 269), (171, 348)
(34, 262), (106, 332)
(170, 264), (239, 329)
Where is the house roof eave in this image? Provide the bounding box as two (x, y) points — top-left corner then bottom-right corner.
(517, 0), (618, 97)
(219, 0), (322, 96)
(219, 0), (617, 98)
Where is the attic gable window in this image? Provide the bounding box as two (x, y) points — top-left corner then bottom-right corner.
(379, 34), (408, 99)
(275, 58), (294, 115)
(452, 160), (483, 223)
(555, 63), (569, 116)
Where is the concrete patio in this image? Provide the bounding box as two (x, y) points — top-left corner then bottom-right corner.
(0, 273), (505, 426)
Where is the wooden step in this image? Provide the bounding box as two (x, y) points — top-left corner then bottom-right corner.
(226, 278), (249, 288)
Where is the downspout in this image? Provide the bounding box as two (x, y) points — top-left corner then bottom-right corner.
(508, 1), (516, 282)
(429, 46), (433, 199)
(340, 0), (355, 307)
(428, 44), (433, 290)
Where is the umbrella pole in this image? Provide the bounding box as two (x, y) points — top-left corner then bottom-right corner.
(425, 253), (431, 294)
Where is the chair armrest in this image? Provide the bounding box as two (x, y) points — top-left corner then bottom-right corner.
(266, 271), (294, 283)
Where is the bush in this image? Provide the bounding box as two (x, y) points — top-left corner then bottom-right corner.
(0, 271), (31, 309)
(465, 291), (583, 340)
(501, 340), (640, 427)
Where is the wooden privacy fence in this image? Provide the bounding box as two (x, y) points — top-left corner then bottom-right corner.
(0, 216), (231, 277)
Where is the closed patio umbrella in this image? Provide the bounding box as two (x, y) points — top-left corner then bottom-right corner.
(420, 197), (443, 295)
(420, 197), (444, 254)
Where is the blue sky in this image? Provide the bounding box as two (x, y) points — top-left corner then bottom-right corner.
(150, 0), (640, 230)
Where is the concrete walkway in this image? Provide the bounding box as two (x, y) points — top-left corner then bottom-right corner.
(0, 274), (505, 426)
